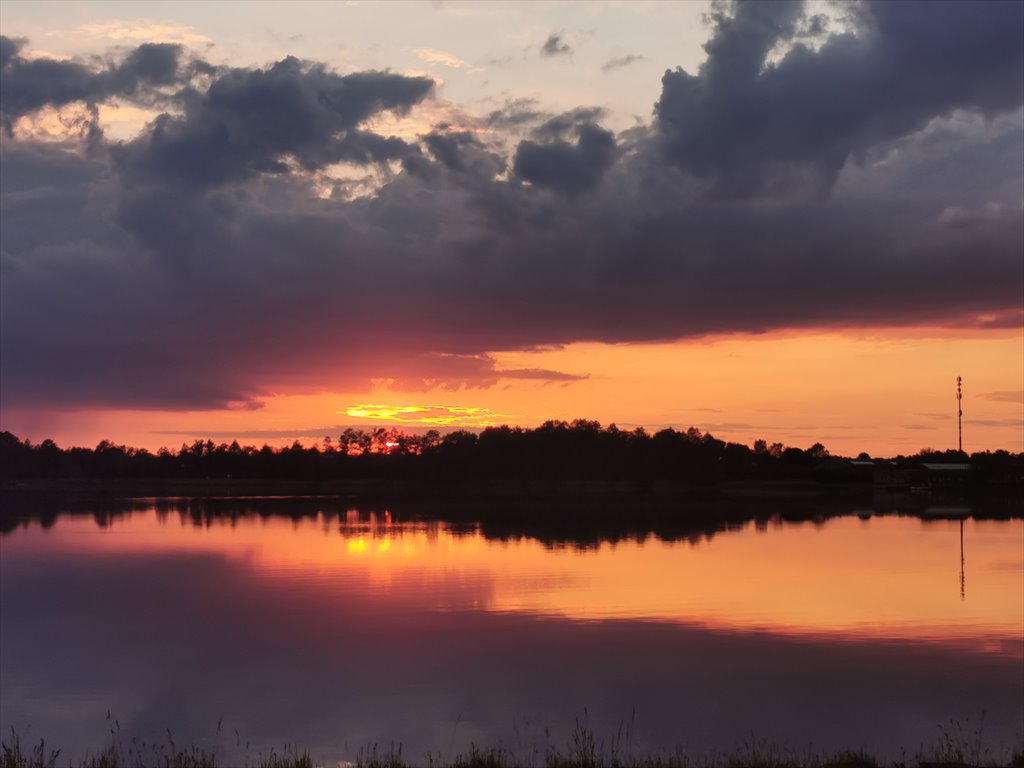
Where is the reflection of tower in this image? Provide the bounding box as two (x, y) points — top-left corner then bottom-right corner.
(957, 376), (963, 452)
(959, 518), (965, 601)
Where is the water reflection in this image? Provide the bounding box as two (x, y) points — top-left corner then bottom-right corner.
(1, 501), (1021, 764)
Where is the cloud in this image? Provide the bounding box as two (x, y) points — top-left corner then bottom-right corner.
(978, 391), (1024, 405)
(513, 122), (616, 195)
(68, 20), (213, 45)
(486, 98), (546, 131)
(530, 107), (607, 141)
(496, 368), (587, 382)
(420, 130), (506, 176)
(913, 413), (953, 421)
(0, 35), (23, 69)
(602, 54), (645, 73)
(112, 56), (434, 193)
(1, 4), (1022, 413)
(540, 33), (572, 58)
(0, 35), (192, 133)
(654, 0), (1024, 198)
(412, 48), (476, 71)
(964, 418), (1024, 428)
(367, 354), (587, 392)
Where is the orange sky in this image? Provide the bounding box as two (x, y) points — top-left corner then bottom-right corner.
(4, 326), (1020, 456)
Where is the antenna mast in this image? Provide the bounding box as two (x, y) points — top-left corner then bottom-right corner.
(956, 376), (963, 453)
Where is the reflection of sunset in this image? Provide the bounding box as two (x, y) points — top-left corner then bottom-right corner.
(13, 510), (1022, 653)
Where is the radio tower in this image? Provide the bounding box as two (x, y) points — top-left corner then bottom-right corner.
(956, 376), (963, 453)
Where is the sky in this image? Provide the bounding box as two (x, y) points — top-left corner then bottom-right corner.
(1, 0), (1021, 456)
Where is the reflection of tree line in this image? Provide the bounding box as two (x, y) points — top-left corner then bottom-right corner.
(0, 493), (1018, 547)
(2, 423), (1021, 494)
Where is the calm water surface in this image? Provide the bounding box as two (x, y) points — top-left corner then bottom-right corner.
(1, 502), (1022, 763)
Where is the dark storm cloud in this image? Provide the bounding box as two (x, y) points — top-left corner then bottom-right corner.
(540, 33), (571, 58)
(0, 35), (189, 133)
(422, 130), (506, 177)
(655, 0), (1024, 197)
(0, 35), (24, 69)
(513, 122), (616, 194)
(1, 1), (1022, 412)
(112, 56), (434, 191)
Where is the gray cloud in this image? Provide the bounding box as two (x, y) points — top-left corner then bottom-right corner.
(602, 54), (644, 73)
(513, 122), (616, 195)
(0, 35), (193, 134)
(485, 98), (545, 131)
(0, 35), (23, 70)
(540, 33), (571, 58)
(1, 2), (1022, 412)
(421, 130), (506, 177)
(112, 56), (434, 193)
(531, 107), (607, 142)
(655, 0), (1024, 198)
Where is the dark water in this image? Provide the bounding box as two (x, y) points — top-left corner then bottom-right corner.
(1, 501), (1021, 764)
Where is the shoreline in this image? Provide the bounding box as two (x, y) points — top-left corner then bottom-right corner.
(3, 729), (1022, 768)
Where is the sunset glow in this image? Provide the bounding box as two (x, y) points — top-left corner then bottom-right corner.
(3, 3), (1023, 762)
(1, 1), (1021, 456)
(342, 404), (513, 428)
(3, 330), (1018, 456)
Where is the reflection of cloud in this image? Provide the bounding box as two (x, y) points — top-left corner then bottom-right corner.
(342, 404), (513, 427)
(6, 511), (1023, 765)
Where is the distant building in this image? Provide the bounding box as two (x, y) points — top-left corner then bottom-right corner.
(872, 461), (971, 491)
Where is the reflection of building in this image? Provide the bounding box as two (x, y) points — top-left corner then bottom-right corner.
(960, 518), (966, 601)
(872, 461), (971, 491)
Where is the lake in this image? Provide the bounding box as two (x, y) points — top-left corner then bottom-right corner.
(1, 498), (1022, 764)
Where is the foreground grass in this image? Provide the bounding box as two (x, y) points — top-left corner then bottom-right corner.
(3, 727), (1022, 768)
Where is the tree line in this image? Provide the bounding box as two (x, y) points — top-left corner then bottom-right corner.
(1, 421), (1020, 490)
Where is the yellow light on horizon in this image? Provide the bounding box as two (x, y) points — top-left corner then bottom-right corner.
(341, 403), (514, 428)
